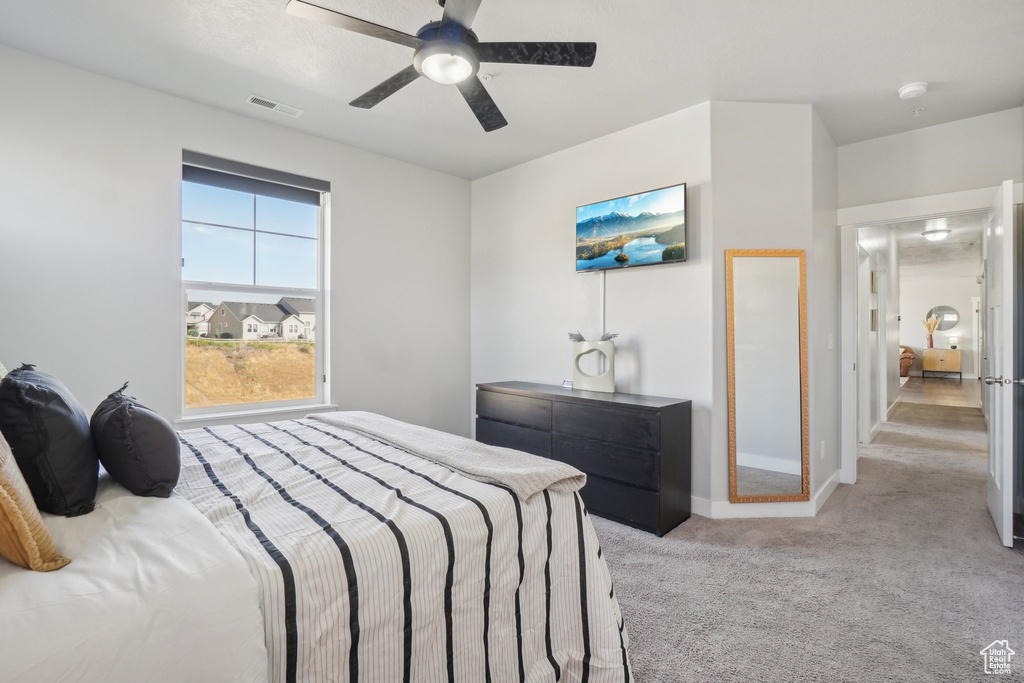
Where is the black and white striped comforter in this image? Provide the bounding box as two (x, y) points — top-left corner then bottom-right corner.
(175, 418), (631, 682)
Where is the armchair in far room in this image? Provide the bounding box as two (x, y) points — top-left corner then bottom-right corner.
(899, 345), (915, 377)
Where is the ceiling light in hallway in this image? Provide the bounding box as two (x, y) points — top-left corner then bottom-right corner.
(922, 228), (951, 241)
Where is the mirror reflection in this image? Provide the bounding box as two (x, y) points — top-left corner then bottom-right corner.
(925, 305), (959, 331)
(727, 250), (809, 502)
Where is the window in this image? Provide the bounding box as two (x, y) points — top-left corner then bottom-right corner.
(181, 152), (328, 414)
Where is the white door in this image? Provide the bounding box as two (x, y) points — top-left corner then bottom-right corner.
(984, 180), (1015, 548)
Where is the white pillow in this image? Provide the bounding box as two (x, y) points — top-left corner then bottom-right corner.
(0, 361), (6, 380)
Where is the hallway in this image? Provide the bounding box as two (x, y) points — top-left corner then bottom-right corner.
(597, 399), (1022, 681)
(899, 376), (982, 409)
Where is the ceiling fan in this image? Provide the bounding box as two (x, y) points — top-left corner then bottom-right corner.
(285, 0), (598, 132)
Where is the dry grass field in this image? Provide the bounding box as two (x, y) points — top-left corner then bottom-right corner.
(186, 339), (316, 408)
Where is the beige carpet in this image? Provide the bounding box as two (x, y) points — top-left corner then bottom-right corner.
(595, 402), (1024, 681)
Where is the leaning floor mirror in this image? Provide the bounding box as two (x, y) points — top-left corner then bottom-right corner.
(726, 249), (810, 503)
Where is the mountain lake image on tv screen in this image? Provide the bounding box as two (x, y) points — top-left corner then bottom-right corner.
(576, 184), (686, 271)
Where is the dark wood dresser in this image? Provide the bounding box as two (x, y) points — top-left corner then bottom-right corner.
(475, 381), (691, 536)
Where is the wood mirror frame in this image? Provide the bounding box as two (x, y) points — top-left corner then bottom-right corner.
(726, 249), (810, 503)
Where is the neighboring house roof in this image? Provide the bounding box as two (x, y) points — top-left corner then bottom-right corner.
(187, 301), (214, 311)
(220, 302), (297, 324)
(219, 300), (312, 325)
(279, 297), (315, 316)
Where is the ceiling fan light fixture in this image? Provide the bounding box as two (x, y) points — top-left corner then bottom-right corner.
(285, 0), (597, 132)
(922, 229), (951, 241)
(414, 42), (478, 85)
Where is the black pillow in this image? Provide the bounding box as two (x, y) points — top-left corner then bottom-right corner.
(0, 364), (99, 516)
(91, 383), (179, 498)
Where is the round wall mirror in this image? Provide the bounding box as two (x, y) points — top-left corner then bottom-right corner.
(926, 305), (959, 331)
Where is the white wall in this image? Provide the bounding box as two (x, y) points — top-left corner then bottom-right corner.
(709, 102), (840, 502)
(899, 276), (981, 378)
(810, 111), (841, 491)
(0, 46), (472, 436)
(838, 108), (1023, 207)
(471, 103), (715, 499)
(857, 226), (901, 414)
(471, 101), (842, 513)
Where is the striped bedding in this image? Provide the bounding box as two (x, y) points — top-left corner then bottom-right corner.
(175, 417), (631, 682)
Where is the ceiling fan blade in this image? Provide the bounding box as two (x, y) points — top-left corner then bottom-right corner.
(286, 0), (422, 49)
(476, 42), (597, 67)
(456, 76), (507, 132)
(441, 0), (483, 30)
(350, 65), (421, 109)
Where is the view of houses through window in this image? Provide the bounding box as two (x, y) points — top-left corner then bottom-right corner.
(182, 163), (324, 411)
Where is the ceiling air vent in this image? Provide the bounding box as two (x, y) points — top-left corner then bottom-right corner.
(246, 94), (305, 118)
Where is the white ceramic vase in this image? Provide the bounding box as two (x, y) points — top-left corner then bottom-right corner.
(572, 340), (615, 393)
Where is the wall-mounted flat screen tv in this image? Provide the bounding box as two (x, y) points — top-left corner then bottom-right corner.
(576, 182), (687, 272)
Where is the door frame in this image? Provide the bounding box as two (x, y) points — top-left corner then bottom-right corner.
(838, 185), (1023, 485)
(856, 245), (875, 444)
(972, 295), (983, 380)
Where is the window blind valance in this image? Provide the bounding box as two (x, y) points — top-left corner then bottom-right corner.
(182, 151), (328, 206)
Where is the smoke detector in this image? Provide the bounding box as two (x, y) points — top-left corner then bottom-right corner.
(898, 82), (928, 100)
(246, 94), (305, 118)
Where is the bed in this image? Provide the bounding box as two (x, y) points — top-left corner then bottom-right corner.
(1, 411), (631, 682)
(0, 474), (269, 683)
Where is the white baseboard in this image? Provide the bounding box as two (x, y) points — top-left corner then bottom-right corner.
(868, 422), (881, 442)
(813, 471), (841, 514)
(886, 396), (901, 420)
(690, 496), (713, 518)
(690, 471), (841, 519)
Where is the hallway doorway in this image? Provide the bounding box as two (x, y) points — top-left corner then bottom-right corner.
(852, 210), (986, 441)
(840, 182), (1020, 547)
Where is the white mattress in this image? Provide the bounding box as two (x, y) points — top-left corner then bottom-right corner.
(0, 475), (268, 683)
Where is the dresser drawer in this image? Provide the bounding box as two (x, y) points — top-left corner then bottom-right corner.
(579, 476), (660, 530)
(552, 435), (658, 490)
(552, 401), (660, 451)
(475, 418), (550, 458)
(476, 390), (551, 431)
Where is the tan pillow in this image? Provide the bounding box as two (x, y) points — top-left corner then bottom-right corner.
(0, 431), (70, 571)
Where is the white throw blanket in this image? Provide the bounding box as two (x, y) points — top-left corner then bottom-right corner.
(308, 411), (585, 500)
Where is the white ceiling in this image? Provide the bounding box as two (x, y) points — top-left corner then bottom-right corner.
(1, 0), (1022, 179)
(890, 212), (986, 278)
